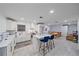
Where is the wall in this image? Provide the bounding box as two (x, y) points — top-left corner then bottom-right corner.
(49, 25), (62, 32)
(61, 26), (68, 36)
(67, 24), (77, 34)
(49, 25), (68, 36)
(77, 20), (79, 43)
(16, 22), (31, 43)
(0, 14), (6, 32)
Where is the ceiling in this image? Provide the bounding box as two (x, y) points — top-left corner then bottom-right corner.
(0, 3), (79, 25)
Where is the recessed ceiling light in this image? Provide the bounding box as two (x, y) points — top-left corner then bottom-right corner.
(20, 17), (24, 20)
(49, 10), (54, 14)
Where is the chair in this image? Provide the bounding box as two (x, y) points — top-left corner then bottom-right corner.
(39, 36), (49, 56)
(49, 35), (55, 49)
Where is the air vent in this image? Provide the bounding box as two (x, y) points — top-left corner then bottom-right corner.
(6, 17), (16, 21)
(37, 22), (44, 25)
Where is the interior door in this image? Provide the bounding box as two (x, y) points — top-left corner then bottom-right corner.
(61, 26), (68, 37)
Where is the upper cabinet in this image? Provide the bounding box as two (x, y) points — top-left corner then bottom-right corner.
(6, 20), (17, 31)
(0, 14), (17, 32)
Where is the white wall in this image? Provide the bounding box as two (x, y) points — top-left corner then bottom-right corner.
(0, 14), (6, 32)
(49, 25), (68, 36)
(49, 25), (62, 32)
(67, 24), (77, 34)
(77, 20), (79, 43)
(61, 26), (68, 36)
(16, 22), (31, 43)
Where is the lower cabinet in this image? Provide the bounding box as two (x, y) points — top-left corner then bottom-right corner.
(7, 40), (15, 56)
(0, 44), (12, 56)
(16, 32), (31, 43)
(0, 47), (7, 56)
(7, 44), (12, 56)
(0, 40), (15, 56)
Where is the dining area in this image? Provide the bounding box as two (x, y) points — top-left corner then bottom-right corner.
(31, 24), (55, 56)
(13, 21), (79, 56)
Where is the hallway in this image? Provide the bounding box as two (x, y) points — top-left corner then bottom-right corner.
(13, 37), (79, 56)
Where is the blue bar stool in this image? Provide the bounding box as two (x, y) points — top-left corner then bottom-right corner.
(49, 35), (55, 49)
(39, 36), (49, 56)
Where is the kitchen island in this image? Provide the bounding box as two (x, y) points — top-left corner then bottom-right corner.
(0, 34), (16, 56)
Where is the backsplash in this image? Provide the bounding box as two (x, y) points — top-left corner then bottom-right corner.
(0, 31), (15, 42)
(6, 30), (16, 35)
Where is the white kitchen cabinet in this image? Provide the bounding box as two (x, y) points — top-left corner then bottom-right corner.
(77, 20), (79, 43)
(16, 32), (31, 43)
(5, 41), (15, 56)
(0, 47), (7, 56)
(7, 44), (12, 56)
(6, 20), (16, 30)
(0, 43), (13, 56)
(7, 35), (15, 55)
(0, 35), (15, 56)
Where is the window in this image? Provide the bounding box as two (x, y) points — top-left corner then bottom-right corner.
(17, 25), (25, 31)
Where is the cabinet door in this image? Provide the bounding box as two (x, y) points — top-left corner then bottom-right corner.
(7, 44), (12, 56)
(6, 20), (16, 30)
(16, 32), (30, 43)
(0, 47), (7, 56)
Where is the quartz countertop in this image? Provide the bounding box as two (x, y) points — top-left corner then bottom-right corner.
(0, 35), (15, 48)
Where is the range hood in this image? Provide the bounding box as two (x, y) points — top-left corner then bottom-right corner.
(6, 17), (16, 21)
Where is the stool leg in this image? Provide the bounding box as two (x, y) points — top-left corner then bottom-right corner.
(43, 43), (45, 56)
(53, 40), (55, 48)
(49, 40), (52, 50)
(39, 42), (42, 52)
(46, 42), (49, 52)
(49, 40), (51, 50)
(50, 40), (52, 49)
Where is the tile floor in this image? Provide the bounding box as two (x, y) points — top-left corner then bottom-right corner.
(13, 37), (79, 56)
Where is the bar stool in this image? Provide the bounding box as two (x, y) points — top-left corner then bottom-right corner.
(39, 36), (49, 56)
(49, 35), (55, 49)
